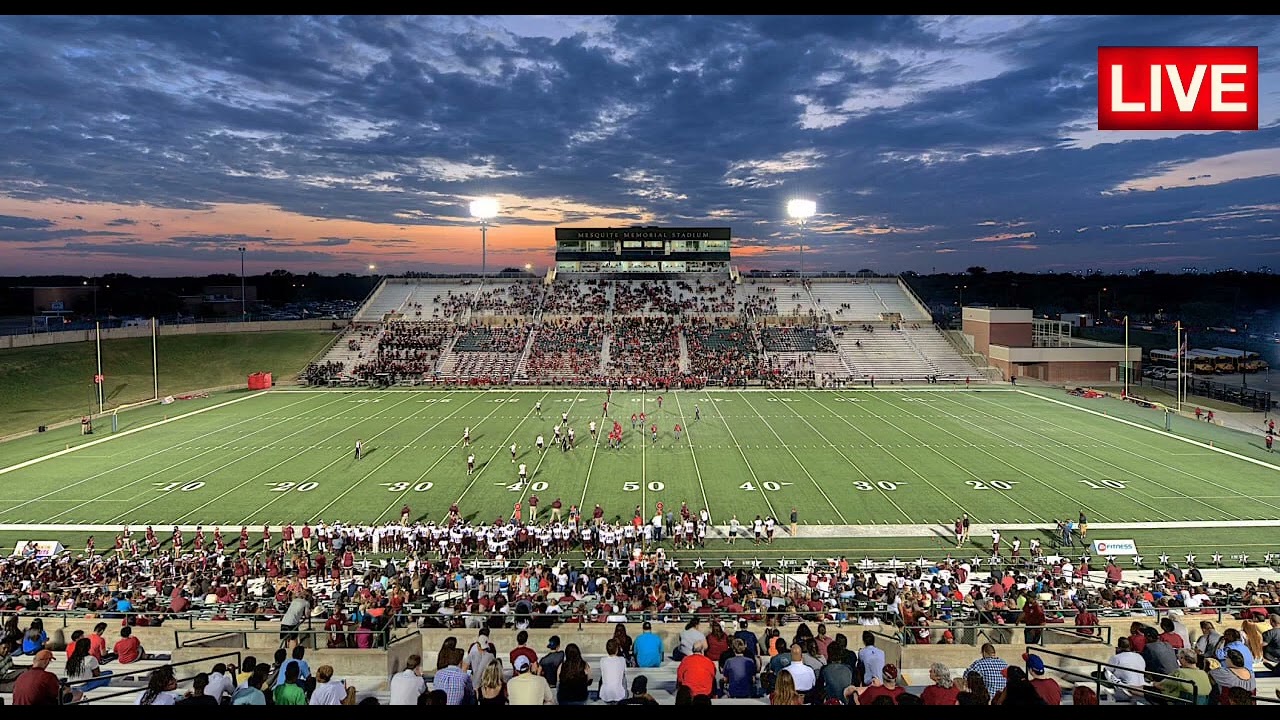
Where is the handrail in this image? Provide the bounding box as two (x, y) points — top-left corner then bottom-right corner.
(63, 649), (242, 705)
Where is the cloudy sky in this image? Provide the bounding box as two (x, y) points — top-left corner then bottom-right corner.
(0, 15), (1277, 277)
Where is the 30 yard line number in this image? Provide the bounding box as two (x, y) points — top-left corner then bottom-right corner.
(385, 481), (434, 492)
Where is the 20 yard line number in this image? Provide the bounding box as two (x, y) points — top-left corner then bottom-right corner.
(268, 481), (318, 493)
(966, 480), (1019, 491)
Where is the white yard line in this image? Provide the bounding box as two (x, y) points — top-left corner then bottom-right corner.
(737, 392), (846, 523)
(106, 392), (389, 525)
(878, 393), (1126, 521)
(707, 391), (778, 520)
(0, 390), (281, 478)
(0, 392), (327, 518)
(993, 392), (1280, 514)
(450, 390), (548, 517)
(374, 390), (506, 522)
(804, 392), (968, 520)
(673, 391), (712, 522)
(929, 393), (1194, 521)
(295, 391), (483, 524)
(765, 390), (911, 523)
(44, 393), (352, 523)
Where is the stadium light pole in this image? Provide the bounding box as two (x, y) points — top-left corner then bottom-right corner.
(238, 246), (247, 321)
(787, 198), (816, 278)
(1242, 322), (1248, 390)
(470, 198), (499, 279)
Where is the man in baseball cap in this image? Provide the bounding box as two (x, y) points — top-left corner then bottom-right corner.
(539, 635), (564, 687)
(507, 655), (555, 705)
(618, 674), (658, 705)
(635, 621), (663, 668)
(1023, 653), (1062, 705)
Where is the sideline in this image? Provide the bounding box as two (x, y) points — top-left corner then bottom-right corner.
(0, 391), (272, 477)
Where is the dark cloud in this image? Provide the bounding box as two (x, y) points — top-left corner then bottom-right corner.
(0, 15), (1276, 273)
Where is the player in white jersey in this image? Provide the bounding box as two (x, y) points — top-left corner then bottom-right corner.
(728, 515), (740, 544)
(463, 427), (471, 446)
(518, 463), (528, 485)
(562, 410), (569, 424)
(536, 434), (545, 451)
(510, 442), (517, 462)
(589, 420), (597, 439)
(467, 453), (476, 475)
(535, 400), (542, 417)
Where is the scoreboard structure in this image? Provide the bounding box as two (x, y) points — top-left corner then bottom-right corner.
(554, 227), (731, 275)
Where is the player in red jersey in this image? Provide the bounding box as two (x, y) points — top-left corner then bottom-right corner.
(650, 424), (658, 443)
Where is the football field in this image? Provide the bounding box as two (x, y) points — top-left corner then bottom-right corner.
(1, 387), (1278, 544)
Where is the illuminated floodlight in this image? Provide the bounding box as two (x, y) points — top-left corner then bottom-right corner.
(787, 198), (816, 222)
(470, 198), (499, 220)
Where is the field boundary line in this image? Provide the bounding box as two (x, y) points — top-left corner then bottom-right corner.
(738, 392), (846, 523)
(0, 391), (273, 478)
(6, 518), (1280, 537)
(930, 394), (1204, 521)
(1018, 390), (1280, 473)
(880, 394), (1123, 521)
(99, 392), (372, 524)
(269, 386), (1020, 394)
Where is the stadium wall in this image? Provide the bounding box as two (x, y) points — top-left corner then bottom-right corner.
(0, 319), (342, 350)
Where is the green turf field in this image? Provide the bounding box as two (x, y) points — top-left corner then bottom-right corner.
(1, 387), (1278, 551)
(0, 330), (337, 438)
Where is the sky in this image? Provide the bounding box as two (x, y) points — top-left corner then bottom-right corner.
(0, 14), (1277, 277)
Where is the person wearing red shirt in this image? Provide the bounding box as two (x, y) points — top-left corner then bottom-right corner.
(1074, 602), (1099, 637)
(87, 622), (109, 662)
(113, 626), (143, 664)
(675, 640), (717, 698)
(851, 664), (907, 704)
(1025, 654), (1061, 705)
(12, 650), (70, 705)
(920, 662), (961, 705)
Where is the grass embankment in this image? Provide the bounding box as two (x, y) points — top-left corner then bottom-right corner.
(0, 331), (335, 437)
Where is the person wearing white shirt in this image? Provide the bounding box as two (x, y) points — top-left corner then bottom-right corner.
(785, 645), (816, 693)
(598, 638), (629, 703)
(203, 663), (234, 702)
(1098, 637), (1146, 702)
(135, 666), (182, 705)
(310, 665), (352, 705)
(388, 655), (426, 705)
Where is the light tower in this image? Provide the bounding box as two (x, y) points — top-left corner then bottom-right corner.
(470, 198), (499, 278)
(786, 198), (816, 276)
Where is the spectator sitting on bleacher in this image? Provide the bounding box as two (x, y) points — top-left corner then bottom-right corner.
(0, 641), (25, 693)
(65, 636), (112, 692)
(135, 665), (181, 706)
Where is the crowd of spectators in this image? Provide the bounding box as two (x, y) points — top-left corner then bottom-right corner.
(607, 317), (681, 379)
(761, 326), (836, 353)
(542, 280), (609, 315)
(300, 361), (345, 384)
(613, 281), (681, 315)
(350, 321), (454, 383)
(525, 317), (606, 380)
(684, 318), (767, 385)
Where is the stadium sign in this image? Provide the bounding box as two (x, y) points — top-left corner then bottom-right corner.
(1092, 539), (1139, 556)
(555, 227), (731, 241)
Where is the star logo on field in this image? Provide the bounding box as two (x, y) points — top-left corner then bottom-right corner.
(1185, 554), (1196, 565)
(804, 559), (818, 570)
(750, 559), (763, 570)
(887, 557), (902, 568)
(1105, 555), (1115, 565)
(970, 556), (984, 567)
(988, 555), (1001, 566)
(1211, 552), (1223, 565)
(859, 557), (874, 570)
(1158, 553), (1170, 565)
(721, 559), (734, 568)
(915, 556), (930, 567)
(693, 558), (707, 570)
(1236, 553), (1249, 566)
(777, 559), (790, 568)
(666, 561), (680, 571)
(1264, 553), (1278, 566)
(1132, 555), (1144, 567)
(581, 559), (594, 569)
(608, 559), (623, 569)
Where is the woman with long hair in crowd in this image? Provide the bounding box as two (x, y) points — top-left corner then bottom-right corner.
(771, 669), (803, 705)
(956, 671), (990, 705)
(477, 658), (508, 705)
(557, 642), (591, 705)
(66, 636), (113, 691)
(137, 665), (180, 705)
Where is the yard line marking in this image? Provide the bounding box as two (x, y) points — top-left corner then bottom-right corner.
(804, 392), (969, 519)
(880, 394), (1122, 521)
(149, 389), (412, 525)
(707, 392), (778, 520)
(984, 392), (1280, 515)
(297, 391), (492, 525)
(738, 392), (845, 523)
(0, 390), (297, 479)
(852, 393), (1046, 522)
(374, 391), (497, 521)
(764, 390), (911, 523)
(673, 391), (712, 523)
(929, 393), (1180, 522)
(452, 390), (549, 517)
(39, 392), (352, 523)
(195, 390), (466, 525)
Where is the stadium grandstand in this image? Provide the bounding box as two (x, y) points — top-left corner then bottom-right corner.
(3, 226), (1279, 708)
(303, 227), (988, 388)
